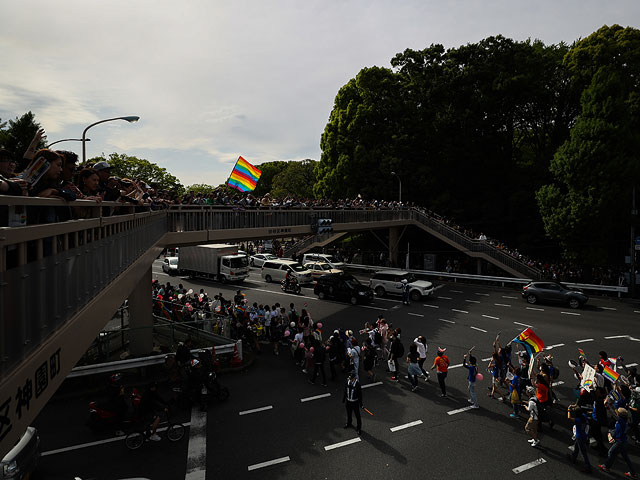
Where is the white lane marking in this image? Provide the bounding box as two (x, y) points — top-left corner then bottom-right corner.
(576, 339), (593, 343)
(300, 393), (331, 403)
(449, 363), (463, 369)
(635, 311), (640, 314)
(598, 306), (617, 311)
(451, 309), (468, 314)
(362, 381), (383, 389)
(560, 311), (580, 316)
(390, 420), (423, 432)
(438, 296), (452, 300)
(482, 315), (499, 320)
(423, 304), (439, 309)
(470, 326), (488, 333)
(185, 408), (207, 480)
(450, 290), (463, 293)
(465, 300), (480, 304)
(239, 406), (273, 416)
(514, 322), (533, 328)
(552, 381), (564, 387)
(482, 357), (492, 362)
(627, 363), (638, 367)
(605, 335), (628, 339)
(408, 313), (424, 317)
(494, 303), (511, 307)
(438, 318), (455, 324)
(545, 343), (565, 350)
(526, 307), (544, 311)
(513, 458), (546, 474)
(324, 438), (361, 451)
(41, 422), (191, 456)
(247, 456), (290, 471)
(359, 305), (388, 311)
(447, 406), (475, 415)
(247, 287), (316, 301)
(475, 293), (490, 296)
(502, 296), (518, 299)
(629, 337), (640, 342)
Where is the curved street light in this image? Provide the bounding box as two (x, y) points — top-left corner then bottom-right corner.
(391, 171), (402, 203)
(47, 138), (90, 148)
(82, 116), (140, 162)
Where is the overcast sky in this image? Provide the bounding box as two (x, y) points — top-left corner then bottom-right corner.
(1, 1), (638, 187)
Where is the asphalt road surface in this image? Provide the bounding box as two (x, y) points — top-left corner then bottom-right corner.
(33, 261), (640, 479)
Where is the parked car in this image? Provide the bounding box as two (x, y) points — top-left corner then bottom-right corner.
(303, 261), (343, 278)
(369, 270), (435, 301)
(521, 281), (588, 309)
(314, 273), (374, 304)
(261, 260), (313, 285)
(249, 253), (278, 268)
(301, 253), (346, 269)
(162, 256), (180, 275)
(1, 426), (40, 480)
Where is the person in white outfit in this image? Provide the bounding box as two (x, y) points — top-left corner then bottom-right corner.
(414, 336), (429, 380)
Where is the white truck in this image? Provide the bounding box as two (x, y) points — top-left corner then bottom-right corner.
(179, 244), (249, 283)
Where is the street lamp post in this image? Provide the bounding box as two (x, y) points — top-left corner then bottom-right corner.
(47, 138), (90, 148)
(82, 116), (140, 163)
(391, 171), (402, 203)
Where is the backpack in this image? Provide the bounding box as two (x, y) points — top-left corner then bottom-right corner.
(374, 330), (383, 345)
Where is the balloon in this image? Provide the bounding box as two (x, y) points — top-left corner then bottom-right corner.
(284, 330), (291, 337)
(187, 289), (194, 295)
(178, 294), (183, 299)
(476, 373), (484, 381)
(290, 322), (295, 328)
(317, 322), (323, 329)
(299, 342), (305, 349)
(309, 347), (315, 353)
(157, 294), (163, 300)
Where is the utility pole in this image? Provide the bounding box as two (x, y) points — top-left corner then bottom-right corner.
(631, 186), (637, 297)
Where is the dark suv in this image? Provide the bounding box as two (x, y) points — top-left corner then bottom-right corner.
(314, 273), (374, 305)
(521, 281), (588, 309)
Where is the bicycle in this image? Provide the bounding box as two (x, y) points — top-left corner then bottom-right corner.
(124, 412), (185, 450)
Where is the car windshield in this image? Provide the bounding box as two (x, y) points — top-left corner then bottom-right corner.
(343, 275), (361, 288)
(319, 264), (332, 271)
(401, 273), (417, 283)
(230, 257), (248, 268)
(169, 258), (179, 265)
(291, 264), (307, 272)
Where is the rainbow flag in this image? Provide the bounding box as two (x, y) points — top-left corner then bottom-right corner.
(602, 365), (620, 383)
(512, 328), (545, 357)
(578, 348), (586, 357)
(227, 156), (262, 192)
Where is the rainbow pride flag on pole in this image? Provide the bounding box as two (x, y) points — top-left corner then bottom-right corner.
(512, 328), (545, 357)
(226, 156), (262, 192)
(602, 365), (620, 383)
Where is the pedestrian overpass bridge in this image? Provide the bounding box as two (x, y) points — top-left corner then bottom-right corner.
(0, 197), (539, 455)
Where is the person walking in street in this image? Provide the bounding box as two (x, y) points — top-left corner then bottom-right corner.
(463, 353), (479, 408)
(431, 347), (450, 397)
(599, 408), (637, 478)
(347, 337), (361, 381)
(389, 329), (404, 382)
(567, 403), (592, 473)
(524, 386), (541, 447)
(406, 344), (422, 392)
(414, 336), (429, 380)
(309, 337), (327, 386)
(343, 371), (363, 435)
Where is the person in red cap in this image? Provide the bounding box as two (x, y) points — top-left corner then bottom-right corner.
(431, 347), (450, 397)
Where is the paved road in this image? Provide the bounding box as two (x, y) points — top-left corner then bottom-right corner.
(33, 262), (640, 479)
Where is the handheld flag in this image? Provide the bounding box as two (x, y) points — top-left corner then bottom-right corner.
(578, 348), (585, 357)
(602, 365), (620, 383)
(226, 156), (262, 192)
(512, 328), (544, 358)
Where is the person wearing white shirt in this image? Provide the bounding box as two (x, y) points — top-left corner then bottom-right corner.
(414, 336), (429, 379)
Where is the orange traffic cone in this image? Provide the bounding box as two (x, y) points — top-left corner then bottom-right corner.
(211, 345), (221, 370)
(230, 344), (242, 368)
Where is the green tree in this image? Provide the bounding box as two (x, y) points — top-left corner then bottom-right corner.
(185, 183), (218, 195)
(537, 25), (640, 263)
(253, 161), (288, 196)
(271, 160), (317, 198)
(89, 152), (184, 194)
(0, 112), (45, 164)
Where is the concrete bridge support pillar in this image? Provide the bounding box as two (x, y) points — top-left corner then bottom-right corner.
(389, 227), (401, 267)
(128, 266), (153, 356)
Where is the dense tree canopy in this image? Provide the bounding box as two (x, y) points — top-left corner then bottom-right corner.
(0, 112), (46, 165)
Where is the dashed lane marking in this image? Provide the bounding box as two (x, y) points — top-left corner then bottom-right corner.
(470, 326), (488, 333)
(465, 300), (480, 304)
(438, 318), (455, 324)
(513, 458), (546, 474)
(450, 290), (463, 293)
(423, 304), (439, 309)
(324, 438), (361, 451)
(560, 311), (580, 316)
(438, 296), (452, 300)
(502, 296), (518, 299)
(576, 339), (593, 343)
(239, 406), (273, 416)
(449, 363), (463, 369)
(362, 381), (383, 389)
(604, 335), (628, 339)
(598, 306), (617, 311)
(390, 420), (423, 432)
(447, 406), (475, 415)
(247, 456), (290, 471)
(452, 309), (468, 314)
(482, 357), (492, 362)
(630, 338), (640, 342)
(359, 305), (388, 311)
(300, 393), (331, 403)
(526, 307), (544, 312)
(514, 322), (533, 328)
(408, 313), (424, 317)
(475, 293), (490, 297)
(494, 303), (511, 307)
(627, 363), (638, 367)
(545, 343), (565, 350)
(482, 315), (499, 320)
(246, 287), (316, 301)
(552, 381), (564, 387)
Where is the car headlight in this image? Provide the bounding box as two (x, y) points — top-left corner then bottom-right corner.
(3, 460), (19, 477)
